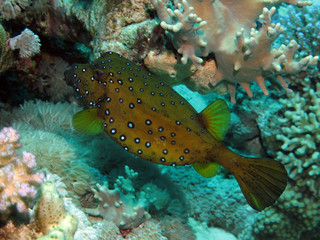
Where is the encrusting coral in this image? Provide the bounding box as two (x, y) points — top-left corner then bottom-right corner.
(0, 127), (44, 219)
(150, 0), (318, 103)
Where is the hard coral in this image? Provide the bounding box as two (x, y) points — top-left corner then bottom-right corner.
(0, 127), (44, 216)
(276, 4), (320, 88)
(276, 78), (320, 197)
(151, 0), (318, 103)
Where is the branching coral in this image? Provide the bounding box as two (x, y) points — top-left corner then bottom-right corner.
(0, 127), (44, 215)
(150, 0), (318, 103)
(276, 4), (320, 87)
(276, 77), (320, 197)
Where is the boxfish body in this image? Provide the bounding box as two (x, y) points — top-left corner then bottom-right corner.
(65, 52), (288, 211)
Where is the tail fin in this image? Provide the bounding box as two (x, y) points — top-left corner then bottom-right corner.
(231, 157), (287, 211)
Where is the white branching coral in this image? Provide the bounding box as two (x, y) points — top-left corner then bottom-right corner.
(276, 78), (320, 195)
(151, 0), (318, 103)
(8, 28), (41, 58)
(0, 127), (44, 213)
(0, 0), (31, 20)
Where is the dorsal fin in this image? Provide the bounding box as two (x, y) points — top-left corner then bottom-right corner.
(72, 108), (104, 135)
(192, 162), (221, 178)
(199, 99), (230, 140)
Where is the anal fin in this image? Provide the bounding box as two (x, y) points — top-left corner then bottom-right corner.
(193, 162), (221, 178)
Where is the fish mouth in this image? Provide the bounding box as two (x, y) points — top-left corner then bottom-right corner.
(64, 65), (76, 87)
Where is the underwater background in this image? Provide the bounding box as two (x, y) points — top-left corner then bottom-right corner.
(0, 0), (319, 239)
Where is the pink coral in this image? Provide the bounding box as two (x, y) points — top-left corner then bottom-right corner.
(0, 127), (44, 213)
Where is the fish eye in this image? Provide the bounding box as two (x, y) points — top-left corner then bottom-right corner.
(93, 69), (107, 81)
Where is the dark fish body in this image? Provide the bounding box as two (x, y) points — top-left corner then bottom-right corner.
(65, 52), (288, 211)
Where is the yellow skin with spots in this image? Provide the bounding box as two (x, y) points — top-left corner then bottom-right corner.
(65, 52), (288, 211)
(68, 52), (221, 166)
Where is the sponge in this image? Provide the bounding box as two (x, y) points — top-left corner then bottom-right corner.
(35, 182), (78, 239)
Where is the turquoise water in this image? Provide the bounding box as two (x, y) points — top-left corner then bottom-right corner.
(0, 1), (319, 239)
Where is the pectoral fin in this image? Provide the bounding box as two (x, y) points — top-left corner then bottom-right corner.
(199, 99), (230, 141)
(72, 108), (104, 135)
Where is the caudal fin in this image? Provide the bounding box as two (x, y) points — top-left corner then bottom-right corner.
(232, 157), (287, 211)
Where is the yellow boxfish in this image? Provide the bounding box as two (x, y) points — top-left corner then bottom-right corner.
(64, 51), (287, 211)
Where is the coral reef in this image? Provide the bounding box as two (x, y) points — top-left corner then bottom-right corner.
(19, 130), (98, 196)
(8, 28), (41, 58)
(237, 4), (320, 239)
(14, 54), (74, 102)
(0, 0), (31, 20)
(0, 100), (102, 197)
(0, 23), (6, 49)
(86, 166), (151, 230)
(37, 55), (74, 102)
(241, 78), (320, 239)
(0, 127), (44, 219)
(144, 50), (196, 84)
(35, 181), (78, 240)
(0, 23), (14, 73)
(151, 0), (318, 103)
(0, 220), (38, 239)
(277, 78), (320, 195)
(189, 217), (238, 240)
(162, 165), (255, 236)
(1, 0), (320, 239)
(276, 4), (320, 88)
